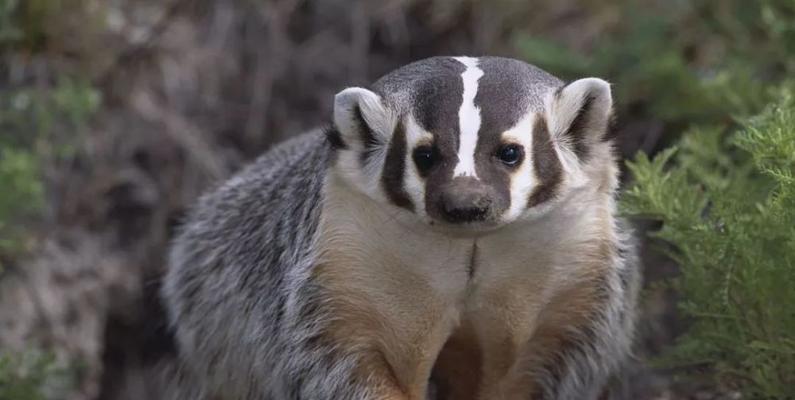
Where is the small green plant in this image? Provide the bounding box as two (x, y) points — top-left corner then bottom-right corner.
(0, 351), (72, 400)
(622, 92), (795, 398)
(0, 148), (43, 258)
(0, 79), (99, 268)
(519, 3), (795, 395)
(0, 0), (99, 396)
(0, 0), (98, 284)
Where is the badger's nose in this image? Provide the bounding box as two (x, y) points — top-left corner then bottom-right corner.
(440, 178), (493, 223)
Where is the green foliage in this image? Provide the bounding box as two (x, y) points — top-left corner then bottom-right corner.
(0, 78), (100, 150)
(0, 351), (72, 400)
(0, 0), (22, 43)
(516, 0), (794, 128)
(1, 0), (102, 252)
(0, 0), (100, 394)
(0, 148), (43, 256)
(0, 79), (99, 265)
(622, 93), (795, 397)
(0, 0), (51, 50)
(519, 2), (795, 395)
(0, 0), (106, 52)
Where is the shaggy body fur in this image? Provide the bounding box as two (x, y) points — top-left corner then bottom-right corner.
(163, 56), (641, 400)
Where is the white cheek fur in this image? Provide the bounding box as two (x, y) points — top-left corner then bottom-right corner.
(334, 149), (388, 204)
(502, 111), (538, 222)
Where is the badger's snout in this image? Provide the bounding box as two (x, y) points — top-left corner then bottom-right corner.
(437, 177), (495, 223)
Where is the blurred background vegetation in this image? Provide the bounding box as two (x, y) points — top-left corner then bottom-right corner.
(0, 0), (792, 399)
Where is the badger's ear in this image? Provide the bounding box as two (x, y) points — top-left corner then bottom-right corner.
(549, 78), (613, 160)
(332, 87), (392, 158)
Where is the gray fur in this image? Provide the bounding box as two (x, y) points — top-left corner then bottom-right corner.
(164, 131), (370, 399)
(163, 57), (640, 400)
(536, 223), (641, 399)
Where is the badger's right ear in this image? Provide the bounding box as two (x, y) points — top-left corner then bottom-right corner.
(332, 87), (392, 163)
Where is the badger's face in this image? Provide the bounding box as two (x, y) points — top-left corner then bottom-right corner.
(331, 56), (614, 234)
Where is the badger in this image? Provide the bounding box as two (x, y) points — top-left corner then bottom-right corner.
(162, 56), (640, 400)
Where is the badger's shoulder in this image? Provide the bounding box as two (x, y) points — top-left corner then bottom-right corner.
(164, 129), (331, 323)
(177, 129), (330, 249)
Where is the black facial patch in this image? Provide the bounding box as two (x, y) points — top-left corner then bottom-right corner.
(412, 144), (440, 178)
(381, 121), (414, 211)
(368, 56), (565, 220)
(407, 60), (469, 219)
(354, 104), (380, 167)
(527, 117), (563, 207)
(412, 59), (466, 162)
(370, 57), (468, 218)
(469, 58), (538, 217)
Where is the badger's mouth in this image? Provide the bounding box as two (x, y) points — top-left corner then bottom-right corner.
(425, 216), (506, 238)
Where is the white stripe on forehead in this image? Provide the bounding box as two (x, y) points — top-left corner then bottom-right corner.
(452, 56), (484, 178)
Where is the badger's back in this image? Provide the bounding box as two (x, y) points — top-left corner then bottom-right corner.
(162, 130), (331, 397)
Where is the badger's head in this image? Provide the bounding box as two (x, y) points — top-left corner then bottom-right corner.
(329, 56), (616, 234)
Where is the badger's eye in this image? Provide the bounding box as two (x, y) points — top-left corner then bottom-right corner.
(412, 145), (437, 174)
(497, 144), (524, 166)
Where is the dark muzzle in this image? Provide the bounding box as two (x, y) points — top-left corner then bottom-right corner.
(439, 177), (494, 224)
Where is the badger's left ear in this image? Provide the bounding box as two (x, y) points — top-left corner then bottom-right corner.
(548, 78), (613, 160)
(332, 87), (393, 163)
